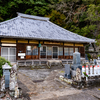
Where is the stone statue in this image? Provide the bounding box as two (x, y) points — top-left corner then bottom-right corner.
(14, 83), (19, 98)
(9, 64), (18, 91)
(76, 68), (81, 81)
(1, 75), (5, 91)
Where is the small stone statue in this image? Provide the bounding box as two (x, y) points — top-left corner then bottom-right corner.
(14, 83), (19, 98)
(9, 73), (16, 90)
(1, 75), (5, 91)
(12, 64), (17, 72)
(76, 68), (81, 81)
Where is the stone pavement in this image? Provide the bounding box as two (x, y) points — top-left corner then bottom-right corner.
(18, 71), (82, 100)
(17, 68), (100, 100)
(18, 72), (36, 92)
(46, 92), (98, 100)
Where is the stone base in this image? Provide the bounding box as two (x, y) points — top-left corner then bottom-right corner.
(59, 75), (72, 84)
(71, 64), (82, 71)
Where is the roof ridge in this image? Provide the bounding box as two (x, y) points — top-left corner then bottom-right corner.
(17, 12), (50, 21)
(0, 17), (19, 25)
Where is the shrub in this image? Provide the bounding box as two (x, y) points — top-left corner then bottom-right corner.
(0, 56), (12, 77)
(97, 54), (100, 57)
(87, 53), (91, 60)
(83, 72), (88, 77)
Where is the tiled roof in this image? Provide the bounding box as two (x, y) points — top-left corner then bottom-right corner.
(0, 12), (95, 43)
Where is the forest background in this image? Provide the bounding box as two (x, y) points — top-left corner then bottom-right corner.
(0, 0), (100, 45)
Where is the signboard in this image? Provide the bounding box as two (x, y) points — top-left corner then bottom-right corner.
(20, 56), (24, 59)
(18, 53), (25, 56)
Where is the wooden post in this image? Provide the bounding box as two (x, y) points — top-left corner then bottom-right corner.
(38, 47), (40, 59)
(83, 46), (85, 57)
(74, 43), (75, 52)
(16, 39), (18, 60)
(28, 40), (29, 44)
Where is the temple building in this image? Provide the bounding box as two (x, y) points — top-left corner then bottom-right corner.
(0, 13), (95, 65)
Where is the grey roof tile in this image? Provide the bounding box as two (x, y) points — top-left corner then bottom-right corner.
(0, 13), (95, 43)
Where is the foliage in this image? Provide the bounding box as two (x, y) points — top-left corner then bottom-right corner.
(87, 53), (91, 60)
(95, 39), (100, 46)
(48, 10), (66, 27)
(0, 56), (12, 77)
(97, 54), (100, 57)
(85, 4), (100, 22)
(83, 72), (88, 77)
(80, 25), (96, 37)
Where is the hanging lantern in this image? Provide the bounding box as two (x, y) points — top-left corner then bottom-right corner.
(38, 43), (41, 47)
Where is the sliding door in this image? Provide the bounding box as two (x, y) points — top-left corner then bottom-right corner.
(1, 47), (16, 62)
(53, 47), (58, 59)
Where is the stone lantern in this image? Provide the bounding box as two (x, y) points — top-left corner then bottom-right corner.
(89, 43), (94, 52)
(2, 63), (11, 88)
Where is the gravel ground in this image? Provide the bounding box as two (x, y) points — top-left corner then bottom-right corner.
(18, 66), (81, 100)
(18, 66), (65, 80)
(17, 66), (100, 100)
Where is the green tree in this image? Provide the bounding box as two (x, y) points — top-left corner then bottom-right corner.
(48, 10), (66, 27)
(0, 56), (12, 77)
(86, 4), (100, 22)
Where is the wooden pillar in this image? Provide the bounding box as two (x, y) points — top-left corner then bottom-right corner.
(38, 47), (40, 59)
(83, 46), (85, 57)
(74, 43), (75, 52)
(16, 39), (18, 60)
(28, 40), (29, 44)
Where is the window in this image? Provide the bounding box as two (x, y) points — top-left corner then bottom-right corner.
(59, 47), (63, 56)
(40, 46), (46, 58)
(32, 46), (38, 55)
(53, 47), (58, 58)
(75, 48), (78, 52)
(1, 47), (16, 62)
(64, 47), (73, 56)
(64, 47), (69, 56)
(26, 46), (38, 56)
(69, 48), (73, 56)
(47, 47), (52, 56)
(26, 46), (31, 55)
